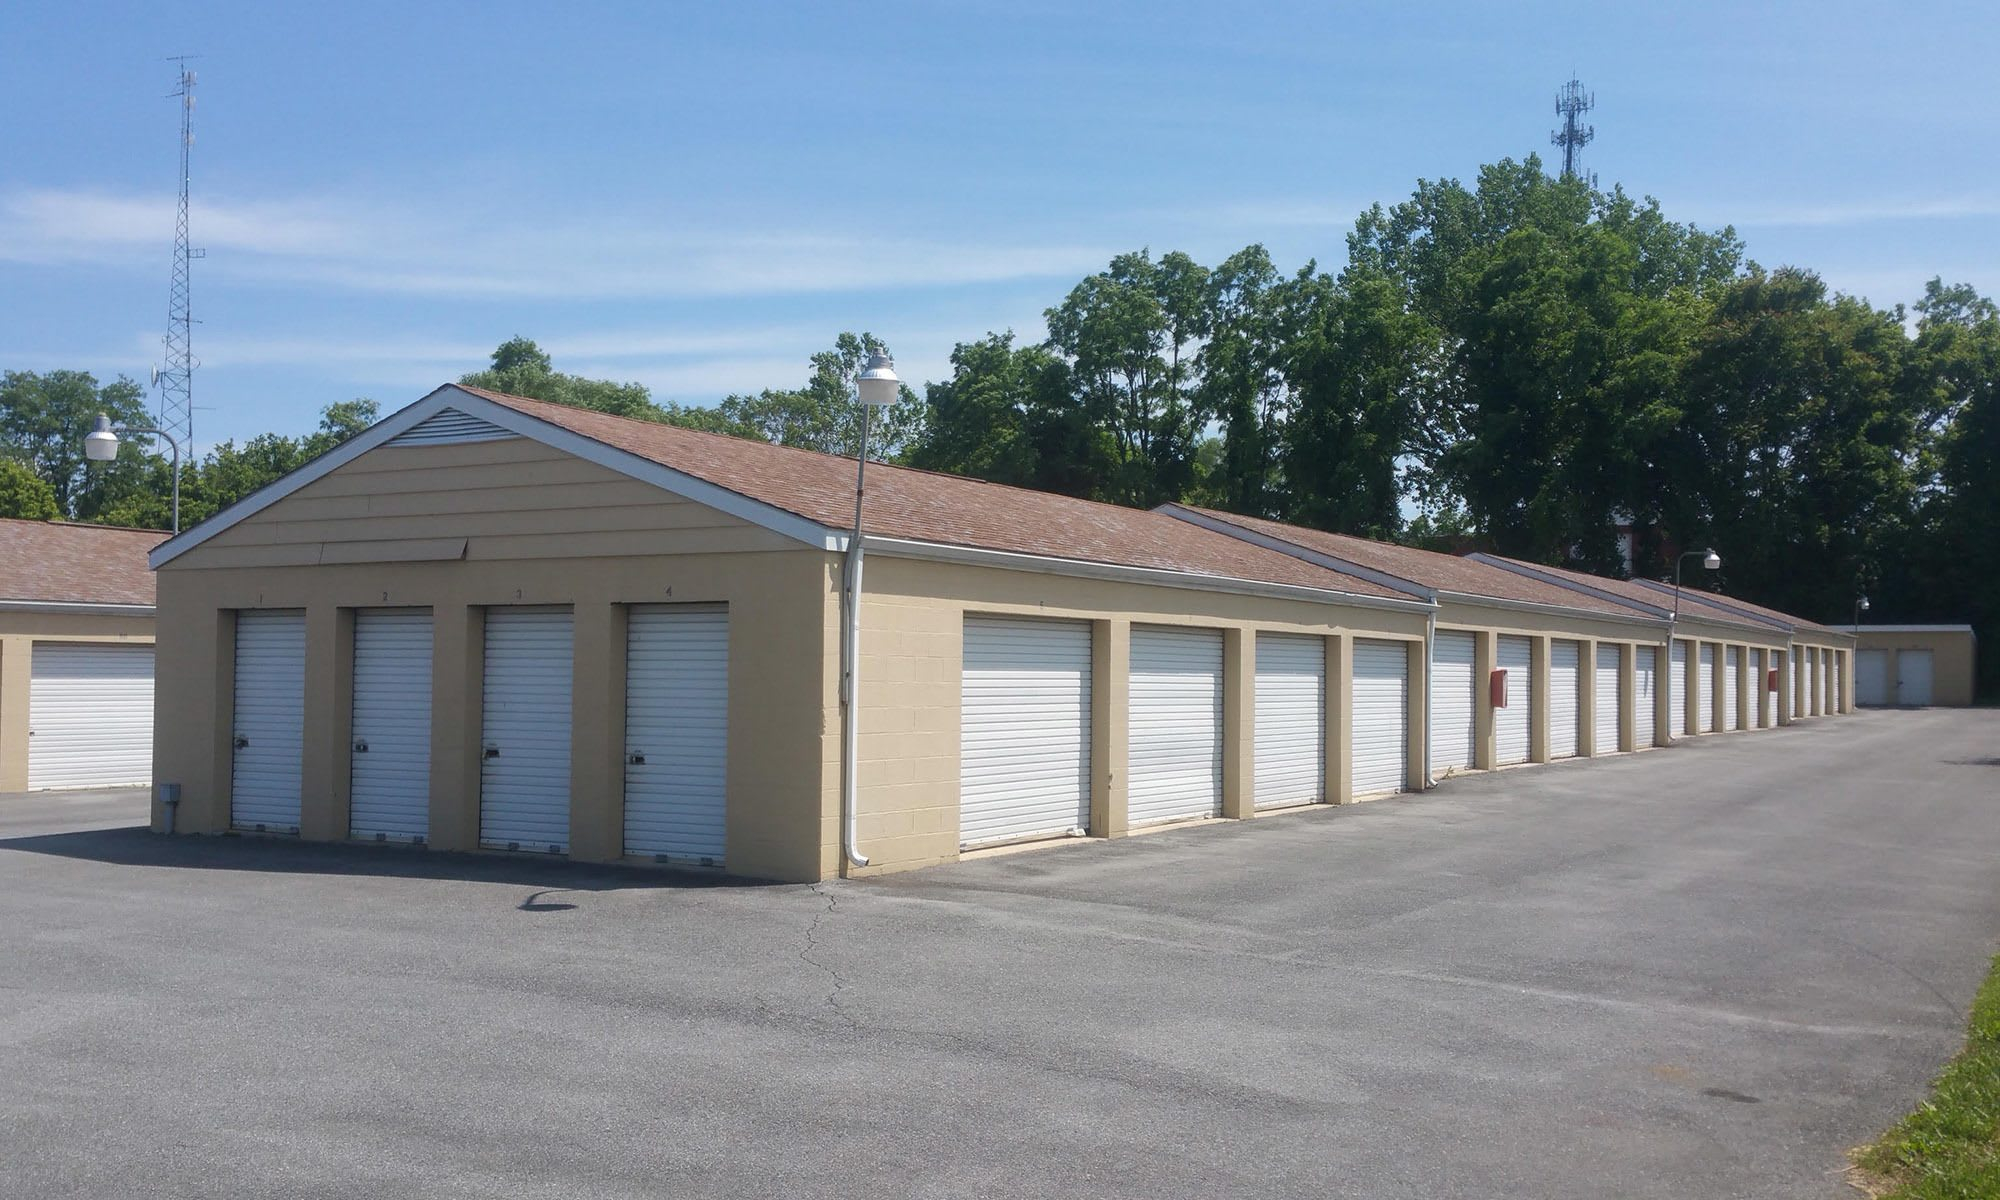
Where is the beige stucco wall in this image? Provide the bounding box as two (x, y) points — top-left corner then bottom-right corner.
(1435, 603), (1675, 766)
(0, 610), (156, 791)
(837, 552), (1432, 878)
(1852, 629), (1977, 707)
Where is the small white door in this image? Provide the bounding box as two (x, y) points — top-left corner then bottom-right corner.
(1254, 633), (1324, 809)
(1634, 646), (1659, 748)
(27, 643), (154, 789)
(1698, 644), (1717, 732)
(1593, 644), (1621, 754)
(1351, 639), (1409, 796)
(1723, 647), (1741, 731)
(232, 611), (306, 832)
(1127, 627), (1222, 826)
(625, 605), (730, 863)
(1495, 635), (1532, 765)
(1897, 650), (1934, 707)
(1430, 631), (1478, 775)
(480, 608), (573, 853)
(349, 610), (433, 843)
(1855, 649), (1890, 706)
(960, 617), (1092, 846)
(1670, 641), (1689, 737)
(1548, 640), (1581, 759)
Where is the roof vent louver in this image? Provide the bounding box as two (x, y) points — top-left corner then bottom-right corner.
(387, 408), (520, 447)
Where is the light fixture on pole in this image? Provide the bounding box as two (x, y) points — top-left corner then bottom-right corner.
(840, 349), (901, 870)
(85, 413), (187, 533)
(1671, 547), (1721, 625)
(1853, 595), (1870, 631)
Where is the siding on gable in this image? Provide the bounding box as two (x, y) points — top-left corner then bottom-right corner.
(180, 438), (796, 567)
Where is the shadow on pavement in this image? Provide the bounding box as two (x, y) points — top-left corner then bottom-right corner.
(0, 824), (775, 893)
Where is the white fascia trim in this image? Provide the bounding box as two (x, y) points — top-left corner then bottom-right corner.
(1154, 504), (1436, 601)
(1853, 624), (1977, 634)
(862, 536), (1439, 615)
(1465, 553), (1677, 620)
(1435, 590), (1670, 632)
(0, 599), (156, 616)
(149, 385), (838, 569)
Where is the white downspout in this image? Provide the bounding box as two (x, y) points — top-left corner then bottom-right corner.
(1422, 608), (1436, 788)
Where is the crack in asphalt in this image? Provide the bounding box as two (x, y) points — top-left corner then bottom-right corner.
(798, 884), (859, 1029)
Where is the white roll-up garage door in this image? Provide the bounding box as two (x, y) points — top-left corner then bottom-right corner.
(1855, 649), (1889, 706)
(1832, 653), (1844, 712)
(1634, 646), (1659, 748)
(961, 617), (1092, 846)
(480, 608), (573, 853)
(1548, 640), (1581, 759)
(349, 610), (432, 843)
(231, 610), (305, 832)
(1593, 644), (1621, 754)
(625, 605), (730, 863)
(1723, 646), (1741, 731)
(1127, 626), (1222, 827)
(1430, 631), (1477, 775)
(1254, 633), (1323, 809)
(1670, 641), (1688, 737)
(1352, 639), (1408, 797)
(1698, 644), (1717, 732)
(1764, 653), (1780, 725)
(1495, 635), (1531, 765)
(27, 643), (154, 789)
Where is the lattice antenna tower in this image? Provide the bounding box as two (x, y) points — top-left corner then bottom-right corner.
(1551, 75), (1596, 187)
(156, 57), (205, 451)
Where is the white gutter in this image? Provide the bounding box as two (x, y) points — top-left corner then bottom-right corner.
(0, 599), (156, 616)
(859, 536), (1440, 615)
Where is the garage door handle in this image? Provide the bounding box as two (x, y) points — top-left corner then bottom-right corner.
(484, 746), (500, 759)
(353, 741), (369, 753)
(233, 736), (249, 749)
(627, 753), (646, 765)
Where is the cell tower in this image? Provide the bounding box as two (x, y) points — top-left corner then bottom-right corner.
(156, 58), (204, 453)
(1551, 75), (1596, 186)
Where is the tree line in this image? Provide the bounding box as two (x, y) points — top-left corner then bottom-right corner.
(4, 156), (1994, 692)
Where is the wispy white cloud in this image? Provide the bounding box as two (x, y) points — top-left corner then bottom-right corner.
(1702, 196), (2000, 228)
(0, 186), (1112, 301)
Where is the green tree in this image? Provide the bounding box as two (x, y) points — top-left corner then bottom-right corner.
(0, 458), (59, 520)
(906, 332), (1108, 497)
(1281, 269), (1435, 539)
(1044, 250), (1205, 506)
(460, 337), (662, 419)
(0, 369), (151, 519)
(714, 332), (924, 457)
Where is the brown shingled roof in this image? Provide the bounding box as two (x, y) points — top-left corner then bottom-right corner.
(459, 387), (1412, 603)
(1471, 553), (1782, 633)
(0, 518), (167, 606)
(1622, 578), (1844, 637)
(1170, 506), (1662, 621)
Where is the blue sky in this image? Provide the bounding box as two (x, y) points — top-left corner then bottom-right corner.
(5, 0), (1997, 450)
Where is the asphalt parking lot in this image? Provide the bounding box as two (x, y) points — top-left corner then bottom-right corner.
(3, 709), (1997, 1199)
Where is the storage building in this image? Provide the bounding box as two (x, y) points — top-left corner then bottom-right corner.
(0, 518), (164, 791)
(145, 385), (1858, 881)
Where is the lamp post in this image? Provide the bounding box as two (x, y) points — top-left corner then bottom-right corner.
(85, 413), (187, 533)
(1853, 595), (1870, 631)
(839, 350), (902, 870)
(1670, 547), (1722, 625)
